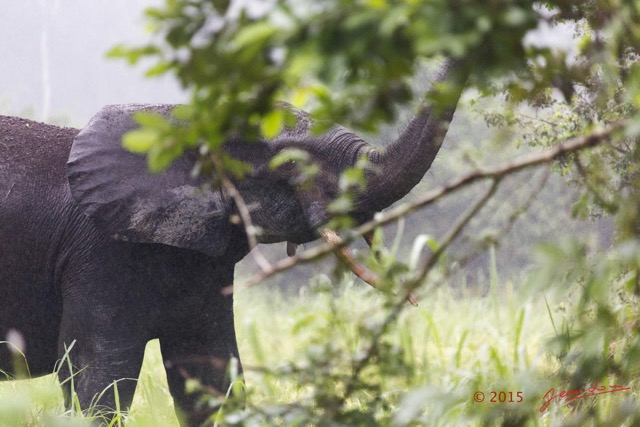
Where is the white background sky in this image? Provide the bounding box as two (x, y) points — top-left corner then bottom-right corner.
(0, 1), (185, 126)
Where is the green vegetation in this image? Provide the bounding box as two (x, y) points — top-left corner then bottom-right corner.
(1, 262), (637, 425)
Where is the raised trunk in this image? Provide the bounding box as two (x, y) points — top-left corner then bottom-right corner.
(358, 59), (467, 212)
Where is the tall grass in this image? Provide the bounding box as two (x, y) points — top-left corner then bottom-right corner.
(0, 272), (636, 426)
(235, 277), (558, 426)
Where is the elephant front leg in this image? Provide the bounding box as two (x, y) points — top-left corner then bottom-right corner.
(56, 300), (148, 422)
(160, 297), (243, 426)
(57, 337), (147, 422)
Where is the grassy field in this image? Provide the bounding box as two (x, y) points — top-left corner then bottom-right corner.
(0, 275), (636, 426)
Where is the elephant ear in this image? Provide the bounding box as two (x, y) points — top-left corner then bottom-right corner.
(67, 104), (232, 257)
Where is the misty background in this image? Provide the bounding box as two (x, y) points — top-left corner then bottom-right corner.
(0, 1), (184, 126)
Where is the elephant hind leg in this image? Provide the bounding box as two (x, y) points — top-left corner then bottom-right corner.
(159, 292), (243, 427)
(160, 334), (244, 427)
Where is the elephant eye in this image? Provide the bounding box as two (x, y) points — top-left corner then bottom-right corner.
(269, 148), (307, 174)
(281, 159), (297, 170)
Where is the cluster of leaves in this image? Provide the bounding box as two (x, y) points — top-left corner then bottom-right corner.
(523, 238), (640, 426)
(219, 238), (640, 427)
(109, 0), (540, 173)
(223, 278), (419, 426)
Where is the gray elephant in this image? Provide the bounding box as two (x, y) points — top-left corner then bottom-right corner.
(0, 59), (464, 426)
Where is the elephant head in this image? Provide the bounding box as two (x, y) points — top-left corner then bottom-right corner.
(67, 59), (466, 264)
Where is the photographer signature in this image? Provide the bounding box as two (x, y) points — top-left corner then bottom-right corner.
(540, 381), (631, 412)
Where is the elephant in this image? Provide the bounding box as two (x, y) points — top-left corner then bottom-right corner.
(0, 59), (465, 426)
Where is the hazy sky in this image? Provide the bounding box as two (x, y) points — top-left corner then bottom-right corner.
(0, 1), (185, 126)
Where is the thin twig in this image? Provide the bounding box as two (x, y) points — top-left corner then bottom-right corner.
(451, 168), (550, 273)
(518, 113), (559, 127)
(574, 153), (618, 212)
(490, 168), (550, 242)
(413, 177), (501, 286)
(209, 154), (272, 272)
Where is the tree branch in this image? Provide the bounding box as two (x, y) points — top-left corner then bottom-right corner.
(320, 229), (418, 306)
(209, 154), (272, 273)
(413, 177), (501, 286)
(450, 168), (550, 275)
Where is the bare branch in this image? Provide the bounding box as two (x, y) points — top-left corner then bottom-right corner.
(451, 168), (550, 272)
(355, 121), (623, 240)
(209, 154), (272, 273)
(413, 177), (501, 286)
(320, 229), (418, 306)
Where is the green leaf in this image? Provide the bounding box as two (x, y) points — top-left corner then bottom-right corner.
(106, 44), (160, 65)
(339, 166), (366, 191)
(328, 195), (353, 214)
(122, 128), (158, 154)
(133, 111), (171, 129)
(172, 104), (195, 121)
(571, 193), (590, 220)
(106, 44), (128, 59)
(292, 313), (319, 335)
(184, 378), (201, 394)
(232, 21), (278, 51)
(147, 145), (179, 173)
(260, 110), (284, 139)
(145, 61), (172, 77)
(269, 148), (309, 170)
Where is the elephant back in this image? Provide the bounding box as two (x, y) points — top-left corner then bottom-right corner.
(0, 115), (77, 186)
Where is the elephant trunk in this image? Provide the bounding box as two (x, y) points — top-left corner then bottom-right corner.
(357, 59), (467, 212)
